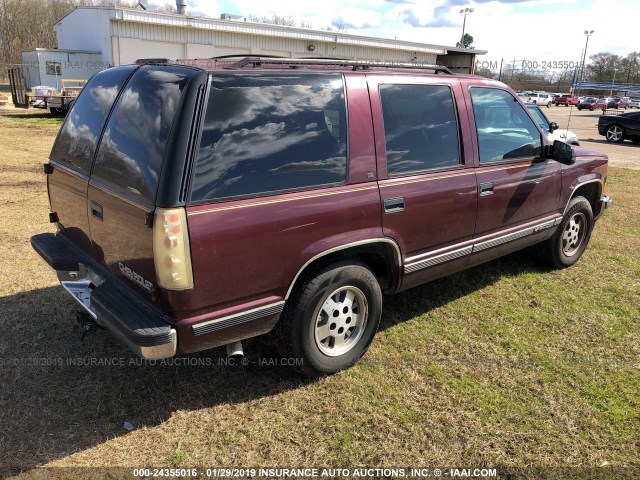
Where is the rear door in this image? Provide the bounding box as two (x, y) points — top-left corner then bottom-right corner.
(48, 66), (136, 255)
(367, 75), (478, 288)
(86, 66), (193, 298)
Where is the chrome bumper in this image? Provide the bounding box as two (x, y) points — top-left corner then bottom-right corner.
(595, 194), (612, 220)
(31, 233), (177, 361)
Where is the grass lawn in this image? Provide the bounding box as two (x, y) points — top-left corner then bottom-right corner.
(0, 110), (638, 478)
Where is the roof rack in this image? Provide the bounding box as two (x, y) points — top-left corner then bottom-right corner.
(135, 58), (175, 65)
(213, 56), (453, 74)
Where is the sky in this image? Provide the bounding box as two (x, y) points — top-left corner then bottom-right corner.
(150, 0), (639, 70)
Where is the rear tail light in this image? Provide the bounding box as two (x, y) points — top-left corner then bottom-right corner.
(153, 207), (194, 290)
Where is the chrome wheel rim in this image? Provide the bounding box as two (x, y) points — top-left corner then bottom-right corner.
(562, 212), (587, 256)
(314, 286), (368, 357)
(606, 126), (622, 141)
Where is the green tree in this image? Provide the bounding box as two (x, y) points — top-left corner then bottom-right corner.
(456, 33), (474, 49)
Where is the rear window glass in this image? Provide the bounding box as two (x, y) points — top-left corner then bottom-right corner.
(50, 66), (135, 174)
(91, 66), (191, 202)
(380, 84), (461, 176)
(190, 73), (347, 203)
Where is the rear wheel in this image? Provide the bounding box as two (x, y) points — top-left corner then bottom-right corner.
(605, 124), (625, 143)
(538, 196), (594, 268)
(278, 262), (382, 377)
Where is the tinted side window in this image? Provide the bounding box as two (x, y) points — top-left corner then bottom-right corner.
(92, 66), (191, 202)
(380, 84), (461, 176)
(470, 87), (542, 163)
(50, 66), (135, 174)
(190, 74), (347, 203)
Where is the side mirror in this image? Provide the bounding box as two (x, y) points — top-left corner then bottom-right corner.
(545, 140), (576, 165)
(549, 122), (559, 133)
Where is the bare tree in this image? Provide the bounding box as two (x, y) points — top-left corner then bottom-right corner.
(249, 14), (313, 28)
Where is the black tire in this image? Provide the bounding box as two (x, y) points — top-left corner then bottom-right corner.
(538, 196), (594, 269)
(605, 124), (625, 143)
(590, 106), (595, 111)
(577, 106), (582, 111)
(278, 262), (382, 377)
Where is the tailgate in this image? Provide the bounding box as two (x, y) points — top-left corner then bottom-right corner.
(85, 66), (193, 299)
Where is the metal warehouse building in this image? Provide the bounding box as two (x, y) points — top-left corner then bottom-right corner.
(21, 48), (104, 90)
(53, 5), (485, 73)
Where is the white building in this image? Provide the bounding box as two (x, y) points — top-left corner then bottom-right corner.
(53, 5), (485, 73)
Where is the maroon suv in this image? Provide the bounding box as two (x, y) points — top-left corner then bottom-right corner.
(31, 58), (611, 376)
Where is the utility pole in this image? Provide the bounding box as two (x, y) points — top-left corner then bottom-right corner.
(579, 30), (594, 84)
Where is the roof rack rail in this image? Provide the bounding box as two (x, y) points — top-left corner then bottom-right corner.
(213, 56), (453, 74)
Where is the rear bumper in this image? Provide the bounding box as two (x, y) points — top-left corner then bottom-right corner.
(595, 194), (612, 220)
(30, 233), (176, 360)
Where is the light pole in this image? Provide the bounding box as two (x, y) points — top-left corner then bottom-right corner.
(459, 8), (474, 48)
(579, 30), (594, 83)
(610, 66), (617, 97)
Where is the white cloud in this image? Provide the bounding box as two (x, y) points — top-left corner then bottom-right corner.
(148, 0), (639, 69)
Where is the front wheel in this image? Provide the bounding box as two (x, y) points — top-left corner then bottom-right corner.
(278, 262), (382, 377)
(538, 196), (594, 268)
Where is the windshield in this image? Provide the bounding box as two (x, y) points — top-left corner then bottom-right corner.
(527, 106), (549, 129)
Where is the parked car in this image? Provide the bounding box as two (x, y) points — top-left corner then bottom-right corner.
(598, 110), (640, 143)
(526, 103), (579, 145)
(528, 92), (554, 107)
(30, 58), (612, 376)
(517, 92), (530, 102)
(577, 98), (599, 111)
(629, 98), (640, 109)
(594, 98), (609, 109)
(555, 94), (580, 106)
(607, 98), (630, 109)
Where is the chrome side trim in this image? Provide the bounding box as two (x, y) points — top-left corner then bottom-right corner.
(284, 239), (403, 300)
(562, 179), (603, 216)
(404, 246), (472, 274)
(473, 219), (557, 252)
(403, 216), (562, 275)
(192, 301), (285, 336)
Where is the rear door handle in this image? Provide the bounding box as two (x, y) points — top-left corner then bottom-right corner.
(479, 182), (494, 196)
(90, 201), (103, 221)
(384, 196), (405, 213)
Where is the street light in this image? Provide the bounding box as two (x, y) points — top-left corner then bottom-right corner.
(459, 8), (474, 48)
(610, 66), (617, 97)
(580, 30), (594, 82)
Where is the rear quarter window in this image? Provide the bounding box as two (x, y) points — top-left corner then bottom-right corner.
(91, 66), (191, 202)
(190, 73), (348, 203)
(50, 66), (135, 174)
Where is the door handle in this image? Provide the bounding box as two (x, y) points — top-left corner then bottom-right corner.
(479, 182), (494, 196)
(91, 201), (103, 221)
(384, 196), (405, 213)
